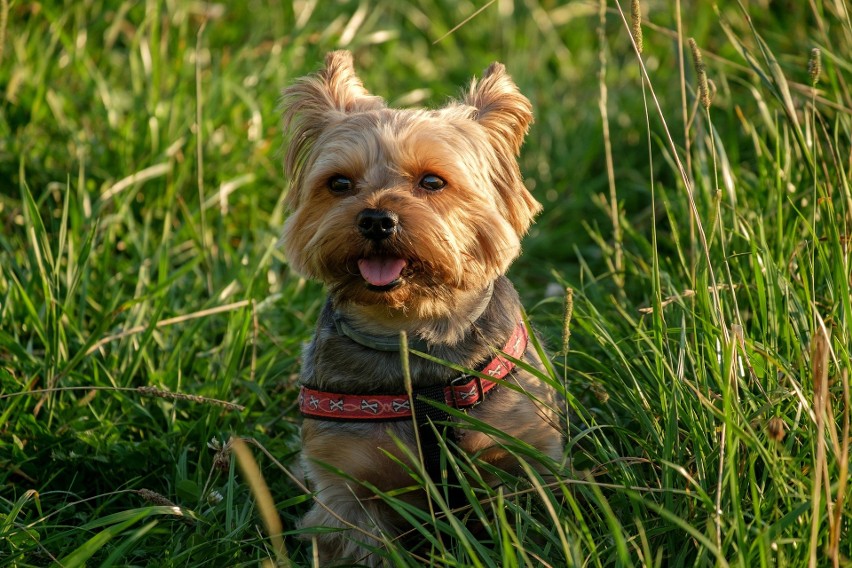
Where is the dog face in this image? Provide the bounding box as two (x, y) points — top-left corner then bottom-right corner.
(281, 51), (540, 318)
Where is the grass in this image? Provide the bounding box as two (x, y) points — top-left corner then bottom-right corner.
(1, 0), (851, 566)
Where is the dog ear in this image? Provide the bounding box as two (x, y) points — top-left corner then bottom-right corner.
(465, 64), (541, 234)
(465, 63), (533, 157)
(281, 51), (384, 207)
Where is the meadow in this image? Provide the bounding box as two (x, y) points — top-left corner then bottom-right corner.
(1, 0), (851, 566)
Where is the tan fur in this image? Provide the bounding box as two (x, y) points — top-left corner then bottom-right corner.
(281, 51), (562, 566)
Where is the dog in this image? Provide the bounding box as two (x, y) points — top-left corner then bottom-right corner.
(281, 51), (563, 566)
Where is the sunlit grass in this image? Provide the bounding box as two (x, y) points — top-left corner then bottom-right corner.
(1, 0), (850, 565)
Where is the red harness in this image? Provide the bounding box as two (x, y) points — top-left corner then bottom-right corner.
(299, 321), (529, 420)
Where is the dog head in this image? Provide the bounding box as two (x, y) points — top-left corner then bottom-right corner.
(281, 51), (540, 318)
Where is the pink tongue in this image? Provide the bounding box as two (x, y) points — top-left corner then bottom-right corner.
(357, 258), (406, 286)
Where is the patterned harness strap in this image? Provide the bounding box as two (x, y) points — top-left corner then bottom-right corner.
(298, 321), (529, 420)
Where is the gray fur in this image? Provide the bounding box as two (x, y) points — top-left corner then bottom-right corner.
(301, 275), (523, 394)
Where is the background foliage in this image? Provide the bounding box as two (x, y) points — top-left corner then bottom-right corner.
(1, 0), (851, 566)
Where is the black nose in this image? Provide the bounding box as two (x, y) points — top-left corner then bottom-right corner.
(357, 208), (398, 241)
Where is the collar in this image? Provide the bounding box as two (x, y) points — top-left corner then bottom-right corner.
(299, 320), (528, 421)
(333, 313), (430, 352)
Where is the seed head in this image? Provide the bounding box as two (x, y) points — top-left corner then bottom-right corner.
(591, 383), (610, 404)
(766, 416), (786, 442)
(559, 287), (574, 357)
(136, 489), (195, 525)
(136, 488), (176, 507)
(689, 38), (712, 110)
(811, 327), (829, 407)
(630, 0), (643, 54)
(137, 386), (244, 411)
(808, 47), (821, 86)
(211, 439), (232, 473)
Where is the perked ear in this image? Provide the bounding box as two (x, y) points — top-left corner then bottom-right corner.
(464, 62), (534, 157)
(465, 63), (540, 235)
(281, 51), (384, 207)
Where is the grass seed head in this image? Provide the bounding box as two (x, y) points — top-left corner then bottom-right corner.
(560, 287), (574, 357)
(591, 382), (610, 404)
(137, 386), (243, 411)
(767, 417), (786, 442)
(631, 0), (643, 54)
(136, 489), (195, 525)
(808, 47), (821, 86)
(136, 488), (176, 507)
(811, 328), (830, 405)
(214, 448), (231, 473)
(689, 37), (712, 110)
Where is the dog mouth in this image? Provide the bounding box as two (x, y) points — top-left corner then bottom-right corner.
(357, 257), (407, 290)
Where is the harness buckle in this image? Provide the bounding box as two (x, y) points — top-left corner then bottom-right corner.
(450, 374), (484, 408)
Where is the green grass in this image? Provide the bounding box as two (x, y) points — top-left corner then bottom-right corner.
(1, 0), (851, 566)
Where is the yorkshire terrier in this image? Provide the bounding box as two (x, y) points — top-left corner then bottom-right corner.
(281, 51), (563, 566)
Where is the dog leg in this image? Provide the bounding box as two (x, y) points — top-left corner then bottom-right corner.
(301, 487), (399, 567)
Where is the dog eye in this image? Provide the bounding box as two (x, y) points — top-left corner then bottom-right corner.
(419, 174), (446, 192)
(327, 175), (353, 193)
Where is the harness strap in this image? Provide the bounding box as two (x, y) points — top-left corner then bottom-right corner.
(411, 385), (452, 477)
(298, 322), (528, 420)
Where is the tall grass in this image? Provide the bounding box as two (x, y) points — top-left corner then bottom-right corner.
(1, 1), (850, 565)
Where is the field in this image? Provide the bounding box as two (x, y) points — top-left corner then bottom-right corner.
(1, 0), (851, 566)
